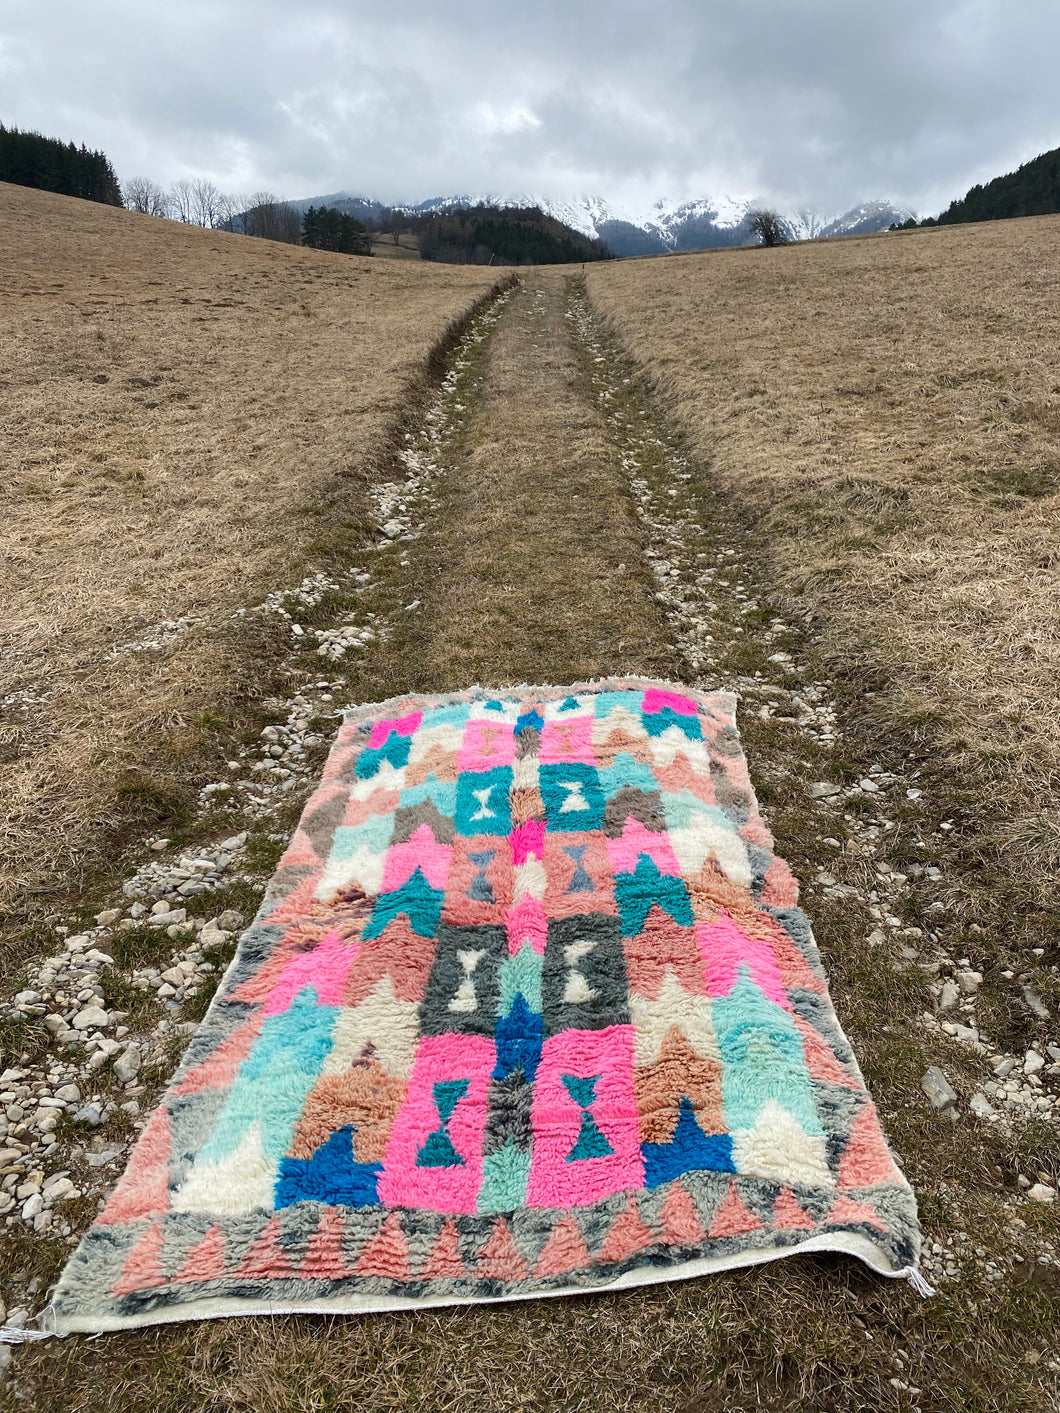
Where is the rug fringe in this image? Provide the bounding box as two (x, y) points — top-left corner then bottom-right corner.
(897, 1267), (936, 1298)
(0, 1326), (54, 1344)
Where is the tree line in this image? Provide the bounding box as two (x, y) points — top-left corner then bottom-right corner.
(124, 176), (300, 238)
(1, 121), (618, 263)
(301, 204), (372, 254)
(892, 144), (1060, 230)
(0, 123), (122, 205)
(126, 180), (374, 252)
(417, 205), (612, 265)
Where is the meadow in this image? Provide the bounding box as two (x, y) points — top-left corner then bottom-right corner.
(588, 217), (1060, 905)
(0, 184), (496, 939)
(2, 192), (1059, 1411)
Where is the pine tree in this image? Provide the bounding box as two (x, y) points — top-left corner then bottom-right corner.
(0, 124), (121, 205)
(301, 204), (371, 254)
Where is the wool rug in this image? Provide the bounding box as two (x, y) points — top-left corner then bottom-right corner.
(49, 679), (923, 1333)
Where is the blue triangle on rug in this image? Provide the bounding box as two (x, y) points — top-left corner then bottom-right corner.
(275, 1126), (382, 1208)
(642, 1098), (735, 1188)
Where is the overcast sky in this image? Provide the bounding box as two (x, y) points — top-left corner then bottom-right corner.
(2, 0), (1058, 218)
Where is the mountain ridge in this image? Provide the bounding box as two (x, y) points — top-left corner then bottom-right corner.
(288, 190), (914, 255)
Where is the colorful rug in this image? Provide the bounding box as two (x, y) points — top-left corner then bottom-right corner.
(50, 680), (921, 1333)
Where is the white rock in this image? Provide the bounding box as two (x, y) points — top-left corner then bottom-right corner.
(95, 908), (122, 927)
(1025, 1051), (1045, 1076)
(71, 1004), (109, 1031)
(938, 981), (959, 1011)
(113, 1045), (142, 1084)
(20, 1192), (43, 1221)
(956, 970), (983, 995)
(809, 781), (841, 799)
(42, 1177), (76, 1203)
(1028, 1183), (1056, 1204)
(921, 1066), (959, 1112)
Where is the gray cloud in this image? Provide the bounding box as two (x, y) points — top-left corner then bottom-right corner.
(2, 0), (1059, 216)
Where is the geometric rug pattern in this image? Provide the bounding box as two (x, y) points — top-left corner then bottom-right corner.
(51, 681), (920, 1332)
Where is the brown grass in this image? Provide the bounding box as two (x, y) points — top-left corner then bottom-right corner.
(381, 271), (678, 692)
(0, 184), (496, 926)
(7, 213), (1060, 1411)
(370, 233), (421, 260)
(9, 259), (1058, 1412)
(586, 218), (1060, 897)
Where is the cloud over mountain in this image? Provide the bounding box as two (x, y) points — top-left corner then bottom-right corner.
(2, 1), (1059, 217)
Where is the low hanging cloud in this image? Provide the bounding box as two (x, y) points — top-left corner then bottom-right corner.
(2, 0), (1059, 215)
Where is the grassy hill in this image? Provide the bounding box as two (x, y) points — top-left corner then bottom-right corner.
(588, 214), (1060, 908)
(5, 180), (1060, 1413)
(0, 182), (498, 920)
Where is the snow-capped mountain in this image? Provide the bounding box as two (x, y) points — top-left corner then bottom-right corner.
(291, 189), (915, 256)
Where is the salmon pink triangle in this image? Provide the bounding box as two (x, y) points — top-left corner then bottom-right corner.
(174, 1225), (227, 1283)
(708, 1183), (763, 1238)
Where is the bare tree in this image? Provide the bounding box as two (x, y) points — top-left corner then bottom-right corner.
(215, 190), (248, 232)
(244, 192), (302, 244)
(377, 207), (403, 245)
(748, 209), (787, 247)
(124, 176), (169, 217)
(168, 178), (195, 223)
(191, 177), (222, 228)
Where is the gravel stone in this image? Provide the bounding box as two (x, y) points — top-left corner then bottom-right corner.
(1023, 988), (1051, 1020)
(922, 1066), (959, 1113)
(113, 1044), (142, 1083)
(939, 981), (959, 1011)
(70, 1004), (109, 1031)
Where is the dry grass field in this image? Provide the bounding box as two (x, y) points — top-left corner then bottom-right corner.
(5, 197), (1060, 1410)
(0, 184), (496, 930)
(369, 232), (421, 260)
(587, 219), (1060, 901)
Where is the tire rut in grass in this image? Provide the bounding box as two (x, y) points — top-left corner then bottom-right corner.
(386, 271), (679, 692)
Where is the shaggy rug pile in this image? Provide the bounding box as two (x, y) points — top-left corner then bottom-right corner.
(50, 680), (922, 1333)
